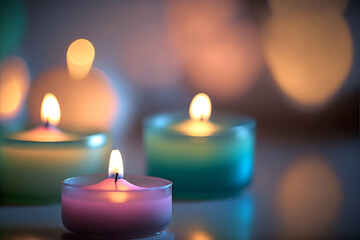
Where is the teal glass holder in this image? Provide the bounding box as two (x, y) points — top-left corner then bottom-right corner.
(144, 111), (256, 199)
(0, 130), (110, 204)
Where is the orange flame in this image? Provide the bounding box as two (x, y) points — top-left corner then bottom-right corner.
(108, 149), (124, 179)
(41, 93), (61, 126)
(189, 93), (212, 121)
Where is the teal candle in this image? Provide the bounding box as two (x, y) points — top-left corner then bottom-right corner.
(0, 131), (109, 204)
(0, 93), (110, 204)
(144, 94), (256, 199)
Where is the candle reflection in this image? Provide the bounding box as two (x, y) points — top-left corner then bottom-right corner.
(276, 154), (342, 239)
(191, 229), (213, 240)
(61, 230), (175, 240)
(0, 228), (175, 240)
(172, 194), (253, 239)
(0, 227), (64, 240)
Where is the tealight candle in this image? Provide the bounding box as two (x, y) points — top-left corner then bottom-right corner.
(0, 93), (109, 204)
(144, 93), (256, 199)
(62, 149), (172, 238)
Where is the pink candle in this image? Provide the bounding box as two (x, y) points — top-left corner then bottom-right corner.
(62, 150), (172, 237)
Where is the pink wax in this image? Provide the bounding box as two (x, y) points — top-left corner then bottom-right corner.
(62, 174), (172, 237)
(85, 178), (144, 191)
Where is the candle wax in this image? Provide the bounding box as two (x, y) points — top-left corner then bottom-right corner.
(86, 178), (144, 191)
(8, 126), (78, 142)
(172, 119), (221, 137)
(83, 178), (145, 203)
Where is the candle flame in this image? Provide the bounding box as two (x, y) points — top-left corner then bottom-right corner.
(108, 149), (124, 179)
(189, 93), (212, 121)
(41, 93), (61, 126)
(66, 39), (95, 80)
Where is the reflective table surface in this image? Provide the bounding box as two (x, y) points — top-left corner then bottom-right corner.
(1, 132), (359, 239)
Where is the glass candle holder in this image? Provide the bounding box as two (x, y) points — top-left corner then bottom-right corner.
(62, 174), (172, 238)
(144, 111), (256, 199)
(0, 131), (109, 204)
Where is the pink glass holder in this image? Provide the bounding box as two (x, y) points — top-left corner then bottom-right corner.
(62, 174), (172, 238)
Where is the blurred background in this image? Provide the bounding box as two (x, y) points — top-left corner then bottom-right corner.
(0, 0), (358, 239)
(1, 0), (358, 139)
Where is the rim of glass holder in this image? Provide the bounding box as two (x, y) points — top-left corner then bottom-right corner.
(144, 110), (256, 137)
(2, 128), (108, 147)
(63, 174), (173, 193)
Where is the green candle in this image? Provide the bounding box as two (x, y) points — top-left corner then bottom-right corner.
(144, 94), (256, 199)
(0, 93), (110, 204)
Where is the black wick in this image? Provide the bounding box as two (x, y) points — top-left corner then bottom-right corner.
(114, 173), (119, 183)
(44, 117), (50, 128)
(200, 115), (204, 121)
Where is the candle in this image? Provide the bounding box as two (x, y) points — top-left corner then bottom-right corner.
(172, 93), (221, 137)
(0, 93), (109, 204)
(144, 93), (256, 199)
(62, 149), (172, 238)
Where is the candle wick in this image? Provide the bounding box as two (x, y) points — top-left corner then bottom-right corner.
(115, 173), (119, 183)
(44, 117), (50, 128)
(200, 115), (204, 121)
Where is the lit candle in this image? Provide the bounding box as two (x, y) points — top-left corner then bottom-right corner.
(144, 93), (256, 199)
(0, 93), (109, 204)
(62, 149), (172, 238)
(10, 93), (76, 142)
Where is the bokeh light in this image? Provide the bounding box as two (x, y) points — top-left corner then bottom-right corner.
(276, 155), (342, 238)
(268, 0), (349, 13)
(66, 39), (95, 80)
(116, 2), (182, 88)
(166, 0), (263, 101)
(0, 56), (30, 121)
(27, 68), (119, 133)
(264, 0), (353, 107)
(119, 33), (181, 87)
